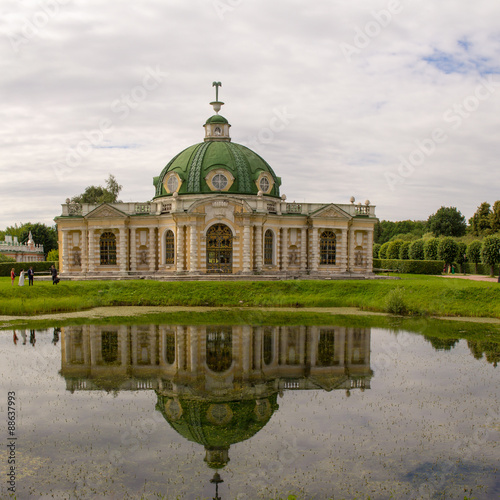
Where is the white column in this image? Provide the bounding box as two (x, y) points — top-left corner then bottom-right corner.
(300, 227), (307, 272)
(281, 228), (288, 271)
(189, 223), (198, 273)
(88, 230), (95, 272)
(149, 227), (156, 272)
(61, 229), (69, 273)
(243, 221), (251, 273)
(255, 225), (263, 272)
(80, 229), (87, 273)
(176, 224), (184, 272)
(348, 228), (355, 272)
(311, 227), (318, 272)
(340, 228), (348, 273)
(366, 229), (374, 272)
(119, 227), (127, 273)
(130, 228), (137, 272)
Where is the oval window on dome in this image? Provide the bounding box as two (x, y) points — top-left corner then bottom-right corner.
(259, 176), (270, 193)
(167, 175), (179, 193)
(212, 173), (228, 190)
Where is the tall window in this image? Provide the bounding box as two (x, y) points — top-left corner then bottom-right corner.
(320, 230), (336, 265)
(264, 229), (273, 265)
(165, 230), (175, 264)
(206, 327), (232, 372)
(100, 232), (116, 265)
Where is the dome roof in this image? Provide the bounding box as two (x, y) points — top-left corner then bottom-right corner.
(153, 140), (282, 198)
(205, 114), (229, 124)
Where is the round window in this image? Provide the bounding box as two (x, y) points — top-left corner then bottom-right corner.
(212, 173), (228, 190)
(167, 175), (179, 193)
(259, 177), (270, 192)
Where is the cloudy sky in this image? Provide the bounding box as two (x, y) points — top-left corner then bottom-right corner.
(1, 0), (499, 229)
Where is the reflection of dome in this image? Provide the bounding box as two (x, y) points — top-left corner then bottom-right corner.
(156, 394), (279, 468)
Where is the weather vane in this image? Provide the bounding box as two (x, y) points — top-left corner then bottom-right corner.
(212, 81), (222, 102)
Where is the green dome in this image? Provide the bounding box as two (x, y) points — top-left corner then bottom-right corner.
(205, 114), (229, 124)
(153, 140), (282, 198)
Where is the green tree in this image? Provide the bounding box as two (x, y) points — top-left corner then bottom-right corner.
(409, 239), (425, 260)
(399, 241), (411, 260)
(456, 242), (467, 273)
(46, 249), (59, 262)
(490, 200), (500, 233)
(18, 223), (58, 257)
(0, 254), (16, 262)
(372, 243), (381, 259)
(427, 206), (466, 237)
(379, 241), (390, 259)
(374, 220), (426, 244)
(424, 238), (439, 260)
(71, 174), (123, 204)
(437, 237), (459, 269)
(466, 240), (482, 273)
(480, 235), (500, 276)
(469, 202), (492, 236)
(387, 239), (404, 259)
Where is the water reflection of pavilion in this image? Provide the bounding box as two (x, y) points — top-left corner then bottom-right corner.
(60, 324), (372, 395)
(60, 324), (372, 490)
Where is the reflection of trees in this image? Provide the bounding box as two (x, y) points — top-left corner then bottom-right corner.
(467, 340), (500, 367)
(424, 336), (459, 351)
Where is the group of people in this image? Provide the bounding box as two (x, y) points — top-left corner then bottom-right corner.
(10, 266), (59, 286)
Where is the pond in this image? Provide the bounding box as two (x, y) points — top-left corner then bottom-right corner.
(0, 316), (499, 500)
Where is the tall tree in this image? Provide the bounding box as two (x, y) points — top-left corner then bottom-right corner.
(18, 223), (58, 257)
(490, 200), (500, 233)
(469, 202), (492, 236)
(466, 240), (482, 273)
(71, 174), (123, 204)
(481, 236), (500, 276)
(427, 206), (466, 237)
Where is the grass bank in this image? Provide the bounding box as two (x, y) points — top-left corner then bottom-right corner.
(1, 275), (499, 318)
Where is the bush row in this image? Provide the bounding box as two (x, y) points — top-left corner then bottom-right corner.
(0, 262), (57, 277)
(373, 259), (445, 275)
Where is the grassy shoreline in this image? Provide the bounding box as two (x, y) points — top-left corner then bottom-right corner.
(1, 274), (499, 319)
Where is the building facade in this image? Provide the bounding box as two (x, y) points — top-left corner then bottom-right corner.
(55, 89), (377, 278)
(0, 233), (45, 262)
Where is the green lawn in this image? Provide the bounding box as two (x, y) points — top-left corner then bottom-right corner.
(0, 275), (499, 318)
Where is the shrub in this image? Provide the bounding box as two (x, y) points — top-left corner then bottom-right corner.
(424, 238), (439, 260)
(409, 239), (425, 260)
(372, 243), (381, 259)
(47, 249), (59, 262)
(373, 259), (444, 274)
(385, 287), (408, 315)
(387, 239), (404, 259)
(399, 241), (411, 260)
(0, 254), (16, 263)
(379, 242), (390, 259)
(466, 240), (482, 273)
(480, 235), (500, 276)
(455, 242), (467, 272)
(437, 237), (459, 267)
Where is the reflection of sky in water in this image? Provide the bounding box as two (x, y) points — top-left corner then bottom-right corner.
(0, 324), (498, 500)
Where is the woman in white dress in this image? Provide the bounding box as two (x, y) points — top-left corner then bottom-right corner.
(18, 269), (25, 286)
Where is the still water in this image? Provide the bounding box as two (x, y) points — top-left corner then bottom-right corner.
(0, 320), (499, 500)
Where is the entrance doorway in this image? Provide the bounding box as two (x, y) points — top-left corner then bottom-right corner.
(206, 224), (233, 274)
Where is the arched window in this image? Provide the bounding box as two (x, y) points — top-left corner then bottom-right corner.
(320, 230), (336, 265)
(206, 326), (232, 372)
(264, 229), (273, 265)
(100, 232), (116, 265)
(165, 230), (175, 264)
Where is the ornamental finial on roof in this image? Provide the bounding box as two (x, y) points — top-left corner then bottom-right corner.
(210, 81), (224, 114)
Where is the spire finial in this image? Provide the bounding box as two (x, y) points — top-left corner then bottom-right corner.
(210, 81), (224, 114)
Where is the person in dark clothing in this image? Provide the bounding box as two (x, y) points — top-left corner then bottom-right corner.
(28, 267), (34, 286)
(50, 265), (59, 285)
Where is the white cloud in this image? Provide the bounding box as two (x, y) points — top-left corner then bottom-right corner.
(1, 0), (499, 227)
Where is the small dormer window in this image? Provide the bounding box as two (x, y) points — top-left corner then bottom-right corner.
(212, 173), (228, 190)
(214, 126), (222, 136)
(167, 175), (179, 193)
(259, 176), (270, 193)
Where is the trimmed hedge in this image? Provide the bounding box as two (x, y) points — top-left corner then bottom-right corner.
(0, 261), (57, 277)
(374, 258), (444, 274)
